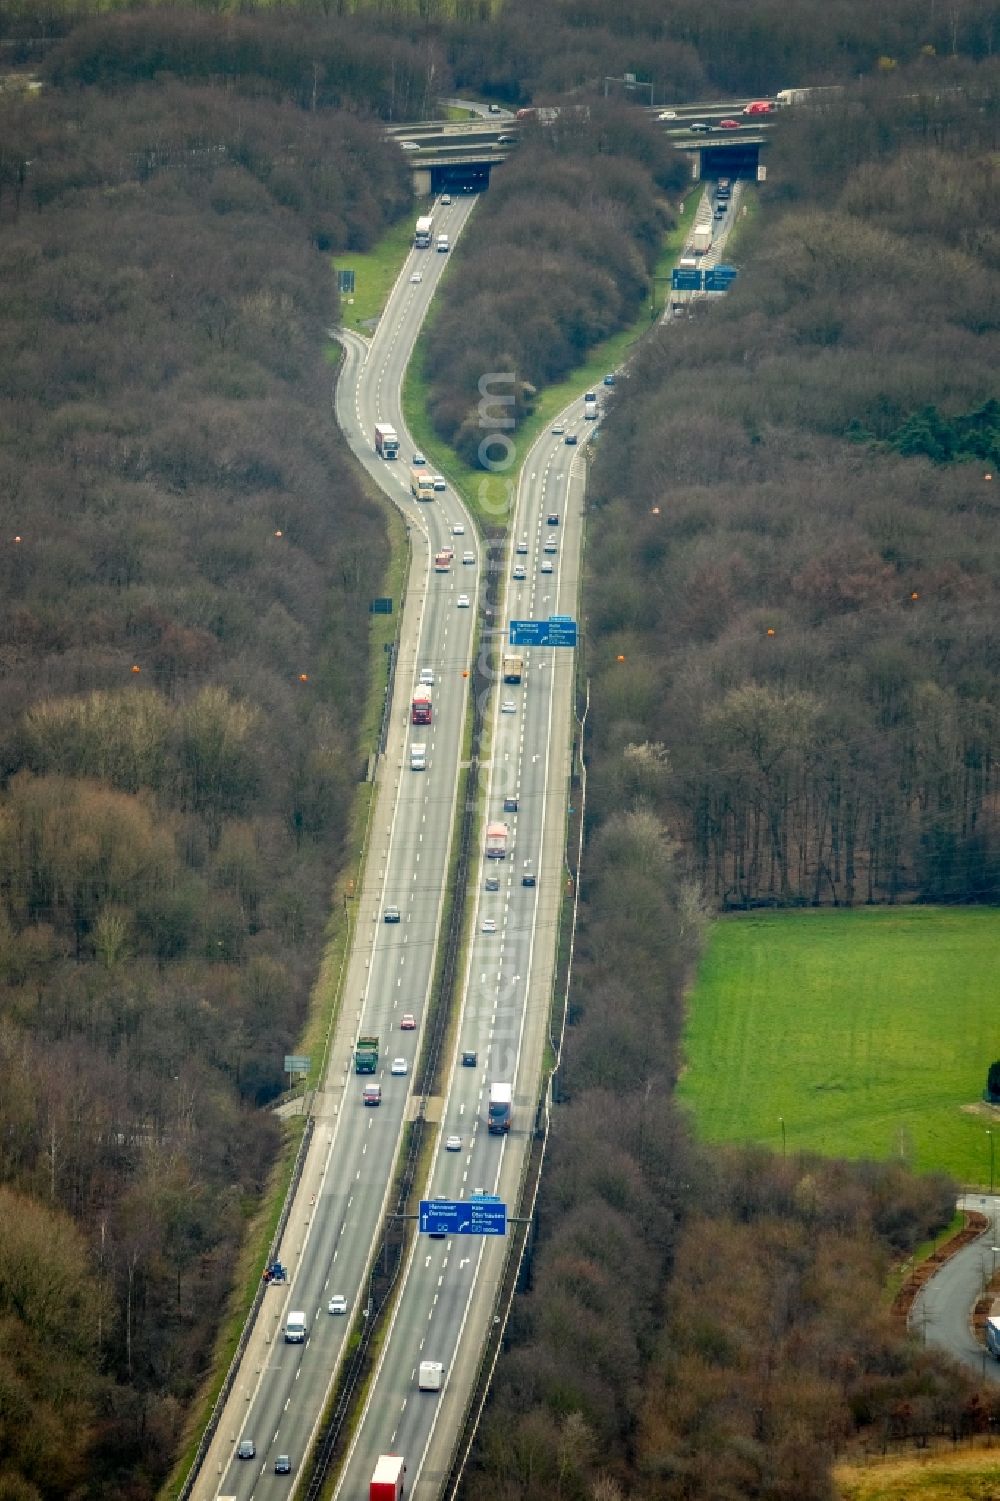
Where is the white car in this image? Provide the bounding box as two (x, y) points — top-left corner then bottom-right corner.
(441, 193), (452, 204)
(657, 109), (677, 120)
(481, 917), (497, 934)
(512, 565), (526, 580)
(400, 140), (420, 151)
(463, 550), (475, 565)
(544, 539), (557, 554)
(452, 522), (465, 535)
(419, 667), (434, 685)
(328, 1295), (347, 1315)
(410, 271), (422, 283)
(391, 1057), (408, 1076)
(457, 594), (470, 608)
(516, 540), (528, 555)
(540, 560), (554, 574)
(501, 699), (516, 714)
(551, 423), (565, 435)
(445, 1134), (462, 1152)
(433, 476), (446, 492)
(412, 452), (427, 465)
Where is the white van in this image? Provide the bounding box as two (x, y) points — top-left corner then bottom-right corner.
(410, 743), (427, 771)
(418, 1360), (444, 1391)
(284, 1311), (307, 1343)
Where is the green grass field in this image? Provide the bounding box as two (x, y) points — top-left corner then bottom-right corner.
(678, 908), (1000, 1184)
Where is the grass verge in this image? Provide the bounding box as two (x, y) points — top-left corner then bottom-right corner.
(333, 215), (425, 335)
(835, 1443), (1000, 1500)
(677, 907), (1000, 1183)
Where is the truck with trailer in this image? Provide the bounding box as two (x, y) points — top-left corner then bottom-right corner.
(355, 1034), (379, 1073)
(370, 1454), (405, 1499)
(410, 742), (427, 771)
(418, 1360), (443, 1391)
(488, 1082), (513, 1134)
(691, 223), (713, 255)
(502, 653), (524, 684)
(284, 1310), (307, 1343)
(485, 821), (509, 859)
(411, 689), (432, 725)
(410, 467), (435, 500)
(414, 214), (434, 248)
(775, 85), (844, 107)
(374, 423), (399, 459)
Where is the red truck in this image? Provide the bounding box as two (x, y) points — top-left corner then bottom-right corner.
(411, 689), (432, 726)
(370, 1454), (406, 1500)
(434, 549), (452, 572)
(485, 821), (509, 859)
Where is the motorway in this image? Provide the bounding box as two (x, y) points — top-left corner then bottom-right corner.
(335, 383), (587, 1500)
(198, 183), (583, 1500)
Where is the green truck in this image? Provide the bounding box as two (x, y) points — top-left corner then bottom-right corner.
(355, 1034), (379, 1074)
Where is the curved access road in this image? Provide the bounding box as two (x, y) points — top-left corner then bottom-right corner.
(909, 1193), (1000, 1384)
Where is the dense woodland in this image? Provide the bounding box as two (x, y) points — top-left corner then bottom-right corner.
(0, 59), (404, 1497)
(583, 65), (1000, 907)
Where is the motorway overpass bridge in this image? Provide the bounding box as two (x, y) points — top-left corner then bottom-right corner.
(387, 107), (770, 194)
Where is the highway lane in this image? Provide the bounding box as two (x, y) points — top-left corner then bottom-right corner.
(199, 196), (481, 1500)
(335, 405), (589, 1498)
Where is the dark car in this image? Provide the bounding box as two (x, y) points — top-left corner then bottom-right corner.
(522, 872), (536, 887)
(462, 1049), (478, 1066)
(564, 433), (578, 446)
(237, 1439), (256, 1460)
(503, 795), (518, 812)
(275, 1455), (292, 1475)
(688, 121), (710, 133)
(546, 513), (560, 525)
(603, 373), (615, 386)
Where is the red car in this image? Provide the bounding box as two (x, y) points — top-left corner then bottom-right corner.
(400, 1012), (416, 1031)
(717, 119), (742, 130)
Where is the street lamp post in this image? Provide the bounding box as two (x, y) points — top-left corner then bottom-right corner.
(779, 1116), (786, 1159)
(978, 1128), (990, 1194)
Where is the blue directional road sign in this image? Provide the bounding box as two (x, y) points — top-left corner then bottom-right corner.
(671, 267), (703, 291)
(509, 616), (578, 648)
(704, 264), (738, 292)
(419, 1197), (508, 1236)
